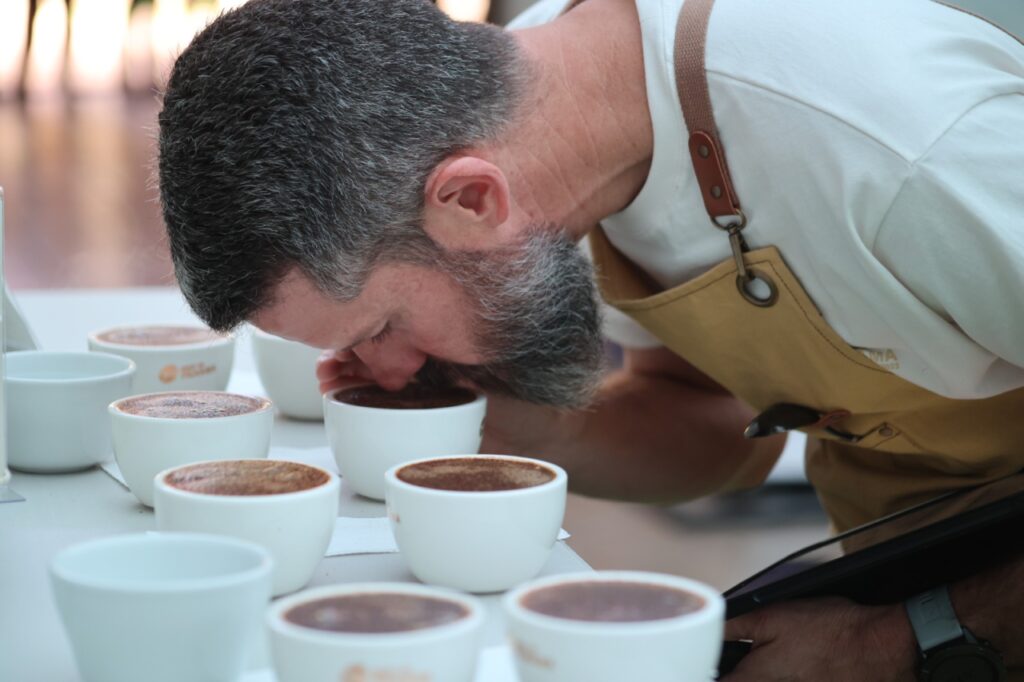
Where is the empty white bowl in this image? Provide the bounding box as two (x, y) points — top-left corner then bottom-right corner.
(51, 532), (272, 682)
(6, 351), (135, 473)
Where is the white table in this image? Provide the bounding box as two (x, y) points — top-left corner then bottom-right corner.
(0, 288), (591, 681)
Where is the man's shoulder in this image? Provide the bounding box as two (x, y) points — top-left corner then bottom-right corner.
(706, 0), (1024, 162)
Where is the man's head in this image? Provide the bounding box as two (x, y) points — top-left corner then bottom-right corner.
(159, 0), (605, 407)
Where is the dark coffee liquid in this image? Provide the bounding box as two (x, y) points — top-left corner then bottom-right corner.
(117, 392), (268, 419)
(96, 326), (222, 346)
(165, 460), (330, 496)
(397, 458), (555, 492)
(333, 384), (476, 410)
(521, 581), (705, 623)
(284, 593), (469, 633)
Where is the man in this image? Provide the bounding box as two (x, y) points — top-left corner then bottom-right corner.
(157, 0), (1024, 679)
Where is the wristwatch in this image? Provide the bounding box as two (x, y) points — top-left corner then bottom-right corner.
(905, 585), (1006, 682)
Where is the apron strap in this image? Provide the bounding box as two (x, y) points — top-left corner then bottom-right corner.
(673, 0), (777, 306)
(674, 0), (744, 228)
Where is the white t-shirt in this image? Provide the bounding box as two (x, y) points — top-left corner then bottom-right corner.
(509, 0), (1024, 399)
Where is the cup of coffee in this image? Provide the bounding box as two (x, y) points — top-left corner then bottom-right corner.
(50, 532), (272, 682)
(267, 582), (485, 682)
(6, 350), (135, 473)
(89, 323), (235, 395)
(154, 459), (339, 596)
(504, 571), (725, 682)
(385, 454), (567, 593)
(324, 383), (487, 500)
(252, 328), (325, 420)
(109, 390), (273, 507)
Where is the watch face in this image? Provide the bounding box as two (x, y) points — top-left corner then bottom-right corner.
(923, 643), (1006, 682)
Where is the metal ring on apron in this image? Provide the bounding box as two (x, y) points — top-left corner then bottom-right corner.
(736, 267), (779, 307)
(712, 209), (780, 308)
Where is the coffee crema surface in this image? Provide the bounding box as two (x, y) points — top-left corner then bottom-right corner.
(333, 384), (476, 410)
(117, 392), (268, 419)
(397, 458), (555, 492)
(284, 593), (469, 633)
(96, 326), (222, 346)
(521, 581), (705, 623)
(165, 460), (330, 496)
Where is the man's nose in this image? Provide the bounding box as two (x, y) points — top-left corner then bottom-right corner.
(352, 341), (427, 391)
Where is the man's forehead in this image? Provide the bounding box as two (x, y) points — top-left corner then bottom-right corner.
(250, 270), (344, 340)
(249, 267), (384, 351)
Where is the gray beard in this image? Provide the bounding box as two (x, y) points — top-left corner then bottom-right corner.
(415, 228), (605, 409)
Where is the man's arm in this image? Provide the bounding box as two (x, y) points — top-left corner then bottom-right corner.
(481, 345), (786, 502)
(952, 550), (1024, 667)
(723, 552), (1024, 681)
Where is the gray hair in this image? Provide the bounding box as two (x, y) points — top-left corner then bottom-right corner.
(158, 0), (525, 330)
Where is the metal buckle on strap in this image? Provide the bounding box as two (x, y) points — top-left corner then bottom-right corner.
(718, 217), (778, 308)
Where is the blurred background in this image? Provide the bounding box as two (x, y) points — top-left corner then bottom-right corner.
(7, 0), (1016, 589)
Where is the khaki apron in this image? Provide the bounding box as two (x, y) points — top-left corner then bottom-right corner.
(575, 0), (1023, 674)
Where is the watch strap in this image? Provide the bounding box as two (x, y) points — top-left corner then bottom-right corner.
(905, 585), (964, 651)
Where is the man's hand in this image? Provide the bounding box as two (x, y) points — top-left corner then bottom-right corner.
(316, 349), (375, 395)
(722, 597), (917, 682)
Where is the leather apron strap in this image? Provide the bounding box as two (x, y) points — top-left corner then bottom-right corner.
(675, 0), (741, 224)
(673, 0), (780, 307)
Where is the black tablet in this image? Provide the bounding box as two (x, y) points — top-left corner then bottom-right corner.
(724, 471), (1024, 620)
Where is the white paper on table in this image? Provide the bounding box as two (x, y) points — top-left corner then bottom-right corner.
(240, 645), (517, 682)
(99, 460), (128, 488)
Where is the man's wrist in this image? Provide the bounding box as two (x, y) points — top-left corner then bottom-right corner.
(870, 602), (919, 681)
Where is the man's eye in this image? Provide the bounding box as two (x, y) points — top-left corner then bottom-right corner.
(369, 323), (392, 345)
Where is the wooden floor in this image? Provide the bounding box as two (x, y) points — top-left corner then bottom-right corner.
(1, 97), (829, 590)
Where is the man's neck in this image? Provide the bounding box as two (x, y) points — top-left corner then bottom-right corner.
(487, 0), (653, 239)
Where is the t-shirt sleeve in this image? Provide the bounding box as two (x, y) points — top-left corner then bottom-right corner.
(873, 93), (1024, 370)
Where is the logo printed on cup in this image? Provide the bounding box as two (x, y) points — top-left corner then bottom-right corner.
(181, 361), (216, 379)
(159, 364), (178, 383)
(340, 666), (430, 682)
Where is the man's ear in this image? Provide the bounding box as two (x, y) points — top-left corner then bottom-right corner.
(422, 155), (512, 250)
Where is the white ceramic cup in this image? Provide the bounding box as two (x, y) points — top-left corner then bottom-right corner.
(504, 571), (725, 682)
(267, 582), (485, 682)
(251, 328), (325, 420)
(6, 351), (135, 473)
(50, 532), (273, 682)
(88, 323), (235, 394)
(154, 459), (340, 596)
(385, 454), (567, 593)
(109, 391), (273, 507)
(324, 387), (487, 500)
